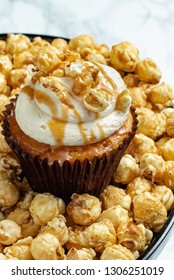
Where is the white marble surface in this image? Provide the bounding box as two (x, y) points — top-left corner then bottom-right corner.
(0, 0), (174, 260)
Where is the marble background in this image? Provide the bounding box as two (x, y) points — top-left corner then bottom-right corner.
(0, 0), (174, 260)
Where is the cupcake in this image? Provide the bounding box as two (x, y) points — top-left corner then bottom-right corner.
(2, 44), (137, 203)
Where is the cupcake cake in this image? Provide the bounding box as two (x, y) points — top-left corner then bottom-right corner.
(2, 43), (137, 202)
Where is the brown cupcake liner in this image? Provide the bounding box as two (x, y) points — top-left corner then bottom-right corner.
(2, 97), (138, 203)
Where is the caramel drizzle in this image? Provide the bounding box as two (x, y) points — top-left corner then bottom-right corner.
(23, 85), (34, 98)
(34, 89), (58, 116)
(93, 62), (118, 91)
(97, 123), (106, 139)
(48, 118), (66, 146)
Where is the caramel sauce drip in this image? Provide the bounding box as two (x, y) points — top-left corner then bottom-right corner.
(93, 63), (118, 92)
(34, 89), (58, 116)
(97, 123), (106, 139)
(23, 85), (34, 98)
(78, 123), (88, 145)
(89, 128), (97, 143)
(48, 118), (67, 146)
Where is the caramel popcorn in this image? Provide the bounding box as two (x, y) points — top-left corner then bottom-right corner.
(29, 193), (60, 225)
(139, 153), (166, 183)
(84, 219), (116, 253)
(152, 184), (174, 211)
(0, 33), (173, 260)
(69, 34), (95, 58)
(123, 73), (140, 88)
(146, 82), (174, 109)
(162, 138), (174, 161)
(100, 244), (135, 260)
(0, 219), (21, 245)
(113, 154), (140, 184)
(166, 110), (174, 137)
(127, 134), (158, 162)
(0, 180), (20, 207)
(7, 68), (30, 89)
(31, 232), (65, 260)
(3, 236), (33, 260)
(129, 87), (147, 108)
(40, 216), (68, 245)
(115, 89), (132, 112)
(135, 58), (161, 84)
(164, 161), (174, 191)
(83, 89), (110, 112)
(110, 41), (139, 72)
(85, 53), (107, 64)
(66, 247), (96, 260)
(98, 205), (129, 230)
(100, 185), (131, 211)
(133, 192), (167, 232)
(66, 225), (89, 250)
(117, 221), (153, 252)
(127, 177), (152, 199)
(6, 34), (31, 55)
(136, 108), (158, 139)
(51, 38), (68, 50)
(67, 193), (101, 226)
(0, 54), (13, 77)
(7, 208), (30, 225)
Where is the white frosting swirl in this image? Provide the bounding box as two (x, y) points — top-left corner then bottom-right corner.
(15, 62), (131, 146)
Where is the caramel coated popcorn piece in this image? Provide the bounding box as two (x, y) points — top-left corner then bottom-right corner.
(3, 236), (33, 260)
(110, 41), (139, 72)
(7, 68), (30, 89)
(84, 219), (116, 253)
(129, 87), (147, 108)
(66, 225), (89, 250)
(100, 244), (135, 260)
(100, 185), (131, 211)
(40, 216), (68, 245)
(31, 232), (65, 260)
(136, 108), (163, 139)
(66, 247), (96, 260)
(146, 82), (174, 109)
(6, 34), (31, 55)
(127, 134), (158, 162)
(35, 45), (62, 74)
(67, 193), (101, 226)
(166, 110), (174, 137)
(164, 161), (174, 191)
(13, 51), (34, 68)
(0, 73), (7, 94)
(0, 219), (21, 245)
(133, 192), (167, 232)
(0, 180), (20, 207)
(51, 38), (68, 50)
(162, 138), (174, 161)
(85, 53), (107, 64)
(135, 58), (161, 84)
(7, 208), (30, 225)
(0, 54), (13, 77)
(127, 177), (152, 199)
(98, 205), (129, 230)
(29, 193), (60, 225)
(139, 153), (166, 183)
(113, 154), (140, 184)
(69, 34), (95, 58)
(115, 89), (132, 112)
(123, 73), (140, 88)
(117, 221), (153, 252)
(152, 184), (174, 211)
(83, 89), (110, 112)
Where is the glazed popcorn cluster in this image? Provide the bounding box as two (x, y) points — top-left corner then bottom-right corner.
(0, 34), (174, 260)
